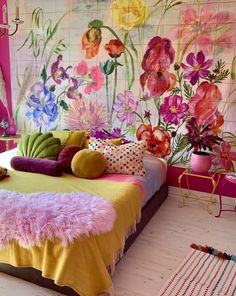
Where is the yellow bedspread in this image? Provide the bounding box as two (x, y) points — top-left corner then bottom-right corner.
(0, 169), (142, 296)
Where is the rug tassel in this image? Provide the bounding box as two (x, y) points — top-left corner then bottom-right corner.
(191, 243), (236, 262)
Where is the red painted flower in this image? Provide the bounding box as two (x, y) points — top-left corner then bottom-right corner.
(104, 39), (125, 58)
(136, 124), (171, 157)
(82, 28), (102, 59)
(140, 36), (176, 97)
(212, 142), (236, 171)
(188, 81), (222, 125)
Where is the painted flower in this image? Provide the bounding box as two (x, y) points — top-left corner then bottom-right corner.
(188, 81), (222, 126)
(181, 51), (213, 85)
(74, 61), (104, 95)
(82, 28), (102, 59)
(64, 97), (108, 132)
(212, 142), (236, 170)
(51, 55), (72, 84)
(136, 124), (171, 157)
(26, 82), (58, 128)
(113, 90), (138, 127)
(207, 110), (224, 136)
(140, 36), (176, 97)
(110, 0), (149, 32)
(160, 95), (189, 125)
(171, 3), (236, 55)
(66, 78), (81, 100)
(104, 39), (125, 58)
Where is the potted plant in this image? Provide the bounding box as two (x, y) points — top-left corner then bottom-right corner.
(184, 117), (223, 173)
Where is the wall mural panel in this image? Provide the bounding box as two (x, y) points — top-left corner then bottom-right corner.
(7, 0), (236, 170)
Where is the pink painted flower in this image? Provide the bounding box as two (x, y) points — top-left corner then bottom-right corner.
(74, 61), (104, 95)
(171, 3), (236, 55)
(160, 95), (189, 125)
(113, 90), (138, 127)
(66, 78), (81, 100)
(188, 81), (222, 126)
(212, 142), (236, 171)
(140, 36), (176, 97)
(181, 51), (213, 85)
(64, 97), (108, 132)
(85, 66), (104, 94)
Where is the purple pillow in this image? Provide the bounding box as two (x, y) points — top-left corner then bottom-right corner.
(11, 156), (63, 176)
(58, 145), (81, 173)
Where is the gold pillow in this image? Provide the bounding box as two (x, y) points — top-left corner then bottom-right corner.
(52, 130), (86, 147)
(71, 149), (107, 179)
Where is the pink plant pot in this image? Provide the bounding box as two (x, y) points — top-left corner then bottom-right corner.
(190, 151), (212, 174)
(6, 117), (17, 136)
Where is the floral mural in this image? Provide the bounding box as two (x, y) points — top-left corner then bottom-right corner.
(9, 0), (236, 171)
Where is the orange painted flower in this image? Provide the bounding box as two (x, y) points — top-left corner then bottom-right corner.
(136, 124), (171, 157)
(82, 28), (102, 59)
(104, 39), (125, 58)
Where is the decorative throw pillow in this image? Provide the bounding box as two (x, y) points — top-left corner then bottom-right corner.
(51, 130), (86, 147)
(84, 137), (122, 149)
(11, 156), (64, 176)
(18, 132), (62, 160)
(89, 139), (146, 176)
(71, 149), (106, 179)
(58, 145), (81, 173)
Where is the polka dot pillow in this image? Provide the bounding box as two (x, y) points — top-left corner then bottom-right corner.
(89, 138), (146, 176)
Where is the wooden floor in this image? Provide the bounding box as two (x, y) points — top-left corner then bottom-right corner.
(0, 187), (235, 296)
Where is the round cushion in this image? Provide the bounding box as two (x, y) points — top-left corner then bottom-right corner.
(71, 149), (106, 179)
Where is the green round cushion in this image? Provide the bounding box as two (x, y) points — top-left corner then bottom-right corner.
(71, 149), (107, 179)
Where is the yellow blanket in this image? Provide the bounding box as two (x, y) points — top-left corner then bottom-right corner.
(0, 170), (142, 296)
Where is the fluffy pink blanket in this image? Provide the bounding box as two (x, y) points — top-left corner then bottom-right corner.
(0, 189), (116, 248)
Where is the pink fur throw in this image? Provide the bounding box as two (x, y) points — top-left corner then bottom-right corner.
(0, 189), (116, 248)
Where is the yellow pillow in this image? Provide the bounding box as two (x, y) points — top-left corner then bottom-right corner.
(71, 149), (107, 179)
(52, 130), (86, 147)
(83, 137), (122, 148)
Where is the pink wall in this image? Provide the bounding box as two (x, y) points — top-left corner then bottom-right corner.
(0, 0), (12, 116)
(167, 166), (236, 198)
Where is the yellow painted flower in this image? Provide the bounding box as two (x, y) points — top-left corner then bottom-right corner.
(111, 0), (149, 32)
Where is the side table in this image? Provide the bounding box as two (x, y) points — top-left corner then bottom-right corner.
(215, 173), (236, 217)
(0, 134), (21, 151)
(178, 168), (220, 214)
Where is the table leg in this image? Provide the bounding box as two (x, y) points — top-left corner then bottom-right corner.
(215, 194), (222, 218)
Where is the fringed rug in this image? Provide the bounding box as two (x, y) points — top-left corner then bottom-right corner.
(158, 244), (236, 296)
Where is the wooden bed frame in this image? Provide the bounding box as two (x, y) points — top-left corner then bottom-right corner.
(0, 183), (168, 296)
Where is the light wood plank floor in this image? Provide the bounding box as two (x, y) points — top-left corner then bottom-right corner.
(0, 187), (235, 296)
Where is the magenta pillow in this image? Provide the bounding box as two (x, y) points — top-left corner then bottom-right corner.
(58, 145), (82, 173)
(11, 156), (63, 176)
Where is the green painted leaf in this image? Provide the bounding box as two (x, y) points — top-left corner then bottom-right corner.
(40, 66), (47, 84)
(49, 85), (56, 92)
(60, 100), (68, 111)
(88, 19), (103, 28)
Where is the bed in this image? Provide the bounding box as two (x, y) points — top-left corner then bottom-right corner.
(0, 148), (168, 296)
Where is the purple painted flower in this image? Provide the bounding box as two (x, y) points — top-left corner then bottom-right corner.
(26, 82), (58, 128)
(51, 55), (72, 84)
(66, 78), (82, 100)
(181, 51), (213, 85)
(160, 95), (189, 125)
(113, 90), (138, 127)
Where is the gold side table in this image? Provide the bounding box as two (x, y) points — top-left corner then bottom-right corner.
(0, 134), (21, 151)
(178, 168), (220, 214)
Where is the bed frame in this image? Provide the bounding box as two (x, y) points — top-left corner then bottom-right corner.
(0, 183), (168, 296)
